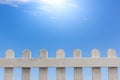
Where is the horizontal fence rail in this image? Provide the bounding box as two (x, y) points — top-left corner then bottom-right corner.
(0, 58), (120, 67)
(0, 48), (119, 80)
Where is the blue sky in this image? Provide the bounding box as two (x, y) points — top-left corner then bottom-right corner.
(0, 0), (120, 80)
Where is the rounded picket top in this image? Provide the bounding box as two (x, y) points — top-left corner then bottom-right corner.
(73, 49), (82, 58)
(107, 48), (116, 58)
(56, 49), (65, 58)
(22, 49), (31, 58)
(40, 49), (48, 58)
(5, 49), (14, 58)
(91, 49), (100, 58)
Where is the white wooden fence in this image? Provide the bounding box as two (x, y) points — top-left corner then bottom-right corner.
(0, 49), (119, 80)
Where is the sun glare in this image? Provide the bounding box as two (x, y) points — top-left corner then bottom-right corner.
(42, 0), (63, 5)
(40, 0), (77, 14)
(40, 0), (67, 11)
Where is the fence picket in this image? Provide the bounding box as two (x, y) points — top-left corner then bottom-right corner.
(0, 49), (120, 80)
(92, 49), (101, 80)
(22, 49), (31, 80)
(73, 49), (82, 80)
(39, 49), (48, 80)
(4, 49), (14, 80)
(107, 49), (118, 80)
(56, 49), (65, 80)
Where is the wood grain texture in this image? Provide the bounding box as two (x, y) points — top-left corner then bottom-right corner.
(74, 49), (82, 80)
(56, 49), (65, 80)
(108, 49), (118, 80)
(22, 49), (31, 80)
(4, 49), (14, 80)
(0, 58), (120, 67)
(39, 49), (48, 80)
(92, 49), (101, 80)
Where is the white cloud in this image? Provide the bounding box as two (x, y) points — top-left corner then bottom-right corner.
(0, 0), (30, 7)
(0, 0), (79, 17)
(39, 0), (79, 13)
(39, 6), (52, 13)
(0, 0), (78, 8)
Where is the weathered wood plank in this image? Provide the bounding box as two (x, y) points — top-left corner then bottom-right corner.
(22, 49), (31, 80)
(74, 49), (82, 80)
(4, 50), (14, 80)
(108, 49), (118, 80)
(92, 49), (101, 80)
(39, 49), (48, 80)
(0, 58), (120, 67)
(56, 49), (65, 80)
